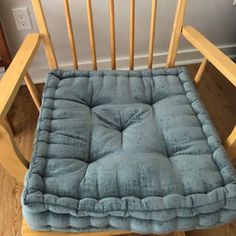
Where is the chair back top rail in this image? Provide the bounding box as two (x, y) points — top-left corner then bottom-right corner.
(31, 0), (187, 70)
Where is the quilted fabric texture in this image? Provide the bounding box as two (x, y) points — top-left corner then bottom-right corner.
(22, 67), (236, 234)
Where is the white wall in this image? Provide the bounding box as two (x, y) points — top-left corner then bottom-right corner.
(0, 0), (236, 83)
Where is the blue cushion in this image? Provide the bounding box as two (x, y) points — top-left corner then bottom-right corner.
(22, 67), (236, 234)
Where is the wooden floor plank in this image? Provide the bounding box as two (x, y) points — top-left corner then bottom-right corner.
(0, 64), (235, 236)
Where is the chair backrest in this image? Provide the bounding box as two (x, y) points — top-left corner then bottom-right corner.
(31, 0), (187, 70)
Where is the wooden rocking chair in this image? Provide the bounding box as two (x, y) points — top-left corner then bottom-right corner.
(0, 0), (235, 235)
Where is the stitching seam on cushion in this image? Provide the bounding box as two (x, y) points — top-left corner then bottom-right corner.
(151, 105), (169, 157)
(87, 108), (93, 163)
(42, 83), (57, 184)
(24, 195), (232, 212)
(27, 210), (224, 222)
(24, 68), (236, 210)
(150, 72), (169, 157)
(177, 68), (225, 185)
(24, 72), (60, 203)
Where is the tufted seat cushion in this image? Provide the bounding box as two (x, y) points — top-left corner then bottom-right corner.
(22, 67), (236, 234)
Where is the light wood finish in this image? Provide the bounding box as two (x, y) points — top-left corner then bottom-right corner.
(0, 1), (235, 235)
(31, 0), (58, 69)
(0, 118), (28, 184)
(24, 73), (41, 111)
(0, 168), (22, 236)
(0, 84), (44, 236)
(109, 0), (116, 70)
(166, 0), (187, 68)
(0, 22), (12, 69)
(87, 0), (97, 70)
(129, 0), (135, 70)
(64, 0), (78, 69)
(182, 26), (236, 87)
(0, 33), (41, 117)
(0, 22), (16, 134)
(148, 0), (157, 69)
(194, 57), (208, 86)
(183, 26), (236, 152)
(225, 126), (236, 160)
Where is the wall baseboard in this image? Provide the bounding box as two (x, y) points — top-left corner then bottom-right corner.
(29, 44), (236, 84)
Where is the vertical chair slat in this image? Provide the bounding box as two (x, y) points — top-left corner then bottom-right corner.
(64, 0), (78, 69)
(166, 0), (187, 68)
(31, 0), (58, 69)
(194, 57), (208, 86)
(24, 73), (41, 111)
(129, 0), (135, 70)
(0, 118), (28, 184)
(87, 0), (97, 70)
(225, 126), (236, 160)
(109, 0), (116, 70)
(148, 0), (157, 69)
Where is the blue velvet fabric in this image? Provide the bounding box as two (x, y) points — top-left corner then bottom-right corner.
(22, 67), (236, 234)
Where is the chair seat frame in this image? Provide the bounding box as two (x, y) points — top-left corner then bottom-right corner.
(0, 0), (235, 235)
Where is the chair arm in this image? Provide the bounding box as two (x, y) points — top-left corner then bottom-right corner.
(225, 126), (236, 160)
(0, 34), (40, 182)
(182, 26), (236, 159)
(182, 26), (236, 87)
(0, 33), (41, 117)
(0, 118), (28, 183)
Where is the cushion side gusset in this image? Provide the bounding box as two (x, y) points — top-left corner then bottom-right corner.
(23, 182), (236, 213)
(177, 67), (236, 185)
(48, 68), (184, 81)
(22, 67), (236, 234)
(22, 67), (236, 210)
(23, 208), (236, 234)
(22, 72), (61, 204)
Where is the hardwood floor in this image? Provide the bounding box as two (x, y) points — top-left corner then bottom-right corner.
(0, 63), (235, 236)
